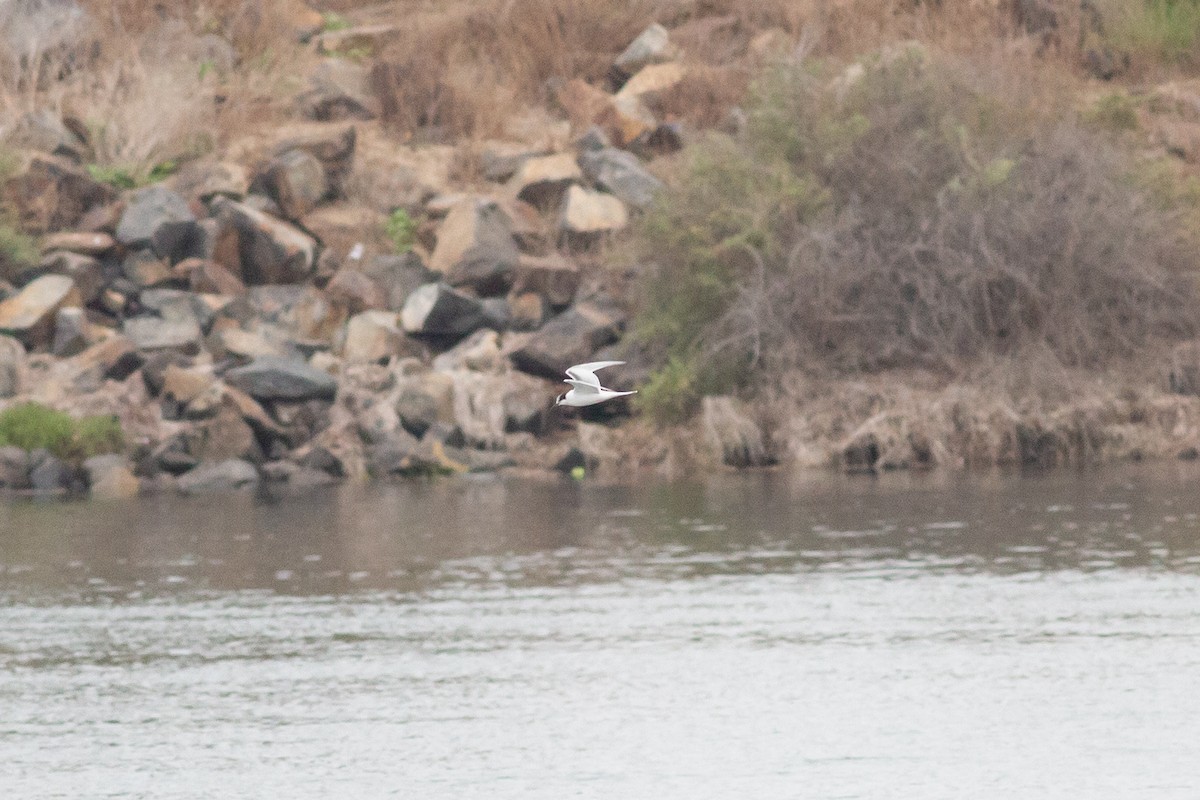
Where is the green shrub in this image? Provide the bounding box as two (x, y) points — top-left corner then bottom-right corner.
(385, 209), (417, 253)
(629, 48), (1198, 421)
(85, 163), (138, 190)
(1104, 0), (1200, 65)
(0, 403), (124, 460)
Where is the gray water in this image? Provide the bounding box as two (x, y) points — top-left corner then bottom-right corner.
(3, 465), (1200, 799)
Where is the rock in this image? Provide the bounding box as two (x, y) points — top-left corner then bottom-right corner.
(2, 155), (116, 235)
(256, 148), (329, 221)
(701, 396), (770, 467)
(481, 143), (543, 183)
(575, 125), (610, 152)
(269, 124), (356, 197)
(502, 373), (555, 433)
(341, 310), (410, 364)
(395, 388), (439, 438)
(616, 61), (686, 101)
(39, 231), (113, 256)
(400, 282), (484, 339)
(151, 218), (213, 265)
(39, 250), (104, 304)
(29, 450), (75, 494)
(432, 329), (503, 372)
(224, 355), (337, 401)
(72, 335), (143, 381)
(175, 258), (246, 295)
(614, 23), (678, 75)
(326, 266), (384, 313)
(122, 249), (175, 288)
(429, 199), (520, 295)
(511, 253), (580, 308)
(507, 153), (582, 209)
(507, 291), (548, 331)
(209, 326), (288, 360)
(3, 110), (89, 161)
(0, 274), (81, 349)
(559, 185), (628, 236)
(138, 288), (214, 330)
(122, 315), (203, 354)
(298, 58), (378, 121)
(177, 458), (259, 493)
(83, 454), (139, 499)
(169, 161), (250, 202)
(115, 185), (196, 248)
(480, 297), (511, 331)
(51, 306), (88, 357)
(160, 363), (215, 406)
(211, 198), (317, 285)
(362, 252), (434, 311)
(0, 445), (30, 489)
(579, 148), (664, 210)
(190, 408), (257, 461)
(0, 335), (25, 397)
(596, 93), (657, 148)
(511, 297), (626, 378)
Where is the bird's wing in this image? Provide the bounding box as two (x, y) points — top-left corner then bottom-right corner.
(564, 379), (599, 394)
(565, 361), (624, 389)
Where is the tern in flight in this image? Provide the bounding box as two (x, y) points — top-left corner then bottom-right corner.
(555, 361), (637, 408)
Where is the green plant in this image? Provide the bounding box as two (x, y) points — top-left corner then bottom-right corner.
(1103, 0), (1200, 65)
(385, 209), (418, 253)
(1085, 92), (1139, 132)
(321, 12), (351, 32)
(0, 403), (124, 460)
(85, 163), (138, 190)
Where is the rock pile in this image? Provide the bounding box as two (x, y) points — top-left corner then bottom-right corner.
(0, 19), (695, 496)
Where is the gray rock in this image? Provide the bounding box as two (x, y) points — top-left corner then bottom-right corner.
(51, 306), (87, 357)
(400, 283), (484, 339)
(115, 185), (196, 247)
(139, 288), (215, 331)
(579, 147), (664, 210)
(223, 356), (337, 401)
(297, 444), (345, 476)
(506, 153), (582, 209)
(0, 445), (30, 489)
(177, 458), (259, 493)
(151, 218), (213, 265)
(614, 23), (678, 75)
(211, 198), (317, 285)
(511, 297), (626, 379)
(0, 334), (26, 397)
(122, 315), (203, 353)
(363, 252), (435, 311)
(395, 387), (439, 438)
(29, 451), (73, 494)
(480, 297), (510, 331)
(256, 148), (329, 221)
(269, 125), (356, 197)
(429, 199), (520, 295)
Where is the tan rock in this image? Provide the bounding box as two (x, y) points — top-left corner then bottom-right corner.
(39, 231), (115, 257)
(429, 199), (519, 294)
(161, 364), (216, 405)
(341, 310), (411, 364)
(507, 153), (582, 209)
(511, 253), (580, 308)
(258, 148), (329, 221)
(597, 94), (657, 147)
(616, 62), (686, 101)
(168, 161), (249, 202)
(327, 266), (385, 313)
(175, 258), (246, 295)
(210, 327), (287, 360)
(0, 274), (81, 349)
(614, 23), (679, 75)
(211, 198), (317, 285)
(559, 185), (628, 235)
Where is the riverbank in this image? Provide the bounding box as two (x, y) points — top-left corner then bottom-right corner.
(4, 1), (1200, 498)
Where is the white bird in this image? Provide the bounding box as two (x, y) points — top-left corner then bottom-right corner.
(555, 361), (637, 408)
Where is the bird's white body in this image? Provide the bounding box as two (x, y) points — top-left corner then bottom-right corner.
(555, 361), (637, 408)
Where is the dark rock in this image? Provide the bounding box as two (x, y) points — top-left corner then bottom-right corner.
(211, 198), (317, 285)
(175, 258), (246, 295)
(503, 379), (553, 434)
(578, 147), (664, 210)
(51, 306), (88, 357)
(480, 297), (511, 331)
(1, 155), (115, 235)
(145, 434), (197, 475)
(553, 446), (593, 473)
(0, 445), (30, 489)
(115, 185), (196, 248)
(3, 110), (89, 161)
(72, 335), (143, 381)
(29, 451), (74, 494)
(511, 297), (627, 379)
(400, 282), (484, 339)
(421, 420), (466, 449)
(366, 428), (422, 477)
(151, 218), (213, 265)
(177, 458), (259, 493)
(224, 356), (337, 401)
(507, 153), (582, 210)
(575, 125), (610, 152)
(270, 125), (356, 197)
(429, 199), (520, 295)
(297, 444), (345, 476)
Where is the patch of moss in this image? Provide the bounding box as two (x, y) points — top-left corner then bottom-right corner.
(385, 209), (418, 253)
(0, 403), (124, 460)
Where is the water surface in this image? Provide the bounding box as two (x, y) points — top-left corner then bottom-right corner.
(3, 465), (1200, 798)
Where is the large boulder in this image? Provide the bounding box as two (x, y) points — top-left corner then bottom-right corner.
(115, 185), (196, 248)
(223, 355), (337, 401)
(579, 147), (664, 210)
(429, 199), (520, 295)
(0, 274), (81, 349)
(511, 253), (581, 308)
(507, 153), (581, 209)
(400, 282), (484, 339)
(211, 198), (317, 285)
(362, 252), (434, 311)
(1, 155), (116, 234)
(298, 59), (378, 121)
(269, 124), (356, 197)
(511, 297), (627, 378)
(614, 23), (678, 75)
(255, 148), (329, 221)
(559, 185), (628, 236)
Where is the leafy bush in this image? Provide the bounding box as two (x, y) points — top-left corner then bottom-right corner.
(0, 403), (124, 460)
(384, 209), (417, 253)
(630, 48), (1199, 422)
